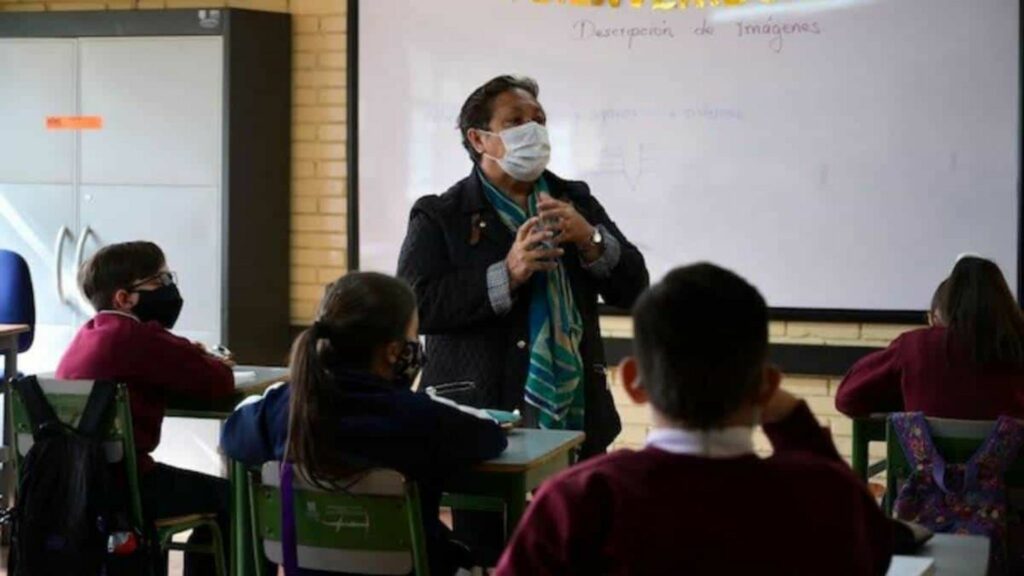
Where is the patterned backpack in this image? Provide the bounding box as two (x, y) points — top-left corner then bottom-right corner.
(890, 413), (1024, 573)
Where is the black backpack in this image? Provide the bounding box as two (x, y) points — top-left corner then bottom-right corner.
(8, 376), (140, 576)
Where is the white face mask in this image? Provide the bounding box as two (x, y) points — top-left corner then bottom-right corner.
(479, 121), (551, 182)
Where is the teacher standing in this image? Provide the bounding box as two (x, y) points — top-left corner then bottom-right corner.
(398, 75), (649, 456)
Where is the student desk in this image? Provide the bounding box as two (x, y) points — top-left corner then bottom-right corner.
(444, 428), (585, 537)
(165, 365), (290, 576)
(167, 369), (584, 575)
(0, 324), (29, 382)
(889, 533), (990, 575)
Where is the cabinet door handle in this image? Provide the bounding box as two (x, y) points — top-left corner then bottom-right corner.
(54, 225), (71, 305)
(73, 225), (94, 309)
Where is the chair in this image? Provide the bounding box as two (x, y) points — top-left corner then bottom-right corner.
(0, 250), (35, 354)
(851, 415), (888, 482)
(8, 377), (226, 576)
(884, 416), (1024, 515)
(249, 462), (430, 575)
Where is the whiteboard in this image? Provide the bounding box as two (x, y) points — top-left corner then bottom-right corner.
(357, 0), (1020, 314)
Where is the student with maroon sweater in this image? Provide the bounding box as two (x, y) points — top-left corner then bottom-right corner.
(837, 256), (1024, 419)
(496, 263), (894, 575)
(56, 241), (234, 576)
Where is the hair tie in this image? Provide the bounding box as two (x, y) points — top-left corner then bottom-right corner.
(311, 321), (331, 339)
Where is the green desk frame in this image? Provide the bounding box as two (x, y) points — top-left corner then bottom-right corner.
(442, 428), (585, 538)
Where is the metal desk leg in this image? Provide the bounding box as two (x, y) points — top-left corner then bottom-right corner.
(2, 337), (17, 544)
(503, 476), (529, 540)
(2, 337), (15, 382)
(230, 459), (254, 576)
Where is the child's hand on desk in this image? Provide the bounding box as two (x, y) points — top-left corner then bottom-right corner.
(192, 341), (236, 367)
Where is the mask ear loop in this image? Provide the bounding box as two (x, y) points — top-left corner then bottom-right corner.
(474, 128), (504, 165)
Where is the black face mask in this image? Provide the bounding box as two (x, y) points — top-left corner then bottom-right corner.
(393, 340), (425, 388)
(132, 284), (184, 329)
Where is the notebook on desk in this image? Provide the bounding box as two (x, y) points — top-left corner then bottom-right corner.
(233, 370), (256, 385)
(887, 556), (935, 576)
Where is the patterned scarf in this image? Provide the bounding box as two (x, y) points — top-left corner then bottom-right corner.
(479, 172), (585, 430)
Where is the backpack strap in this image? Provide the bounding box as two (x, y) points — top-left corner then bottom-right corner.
(13, 376), (60, 438)
(280, 461), (299, 576)
(76, 380), (117, 439)
(891, 412), (954, 491)
(963, 416), (1024, 489)
(891, 412), (944, 470)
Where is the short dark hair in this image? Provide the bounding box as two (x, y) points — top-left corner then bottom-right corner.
(458, 75), (540, 163)
(79, 241), (165, 311)
(632, 262), (768, 429)
(944, 256), (1024, 366)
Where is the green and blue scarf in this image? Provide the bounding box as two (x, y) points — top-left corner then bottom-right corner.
(479, 173), (585, 430)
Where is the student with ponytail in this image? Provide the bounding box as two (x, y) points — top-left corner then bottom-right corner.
(837, 256), (1024, 419)
(221, 272), (507, 575)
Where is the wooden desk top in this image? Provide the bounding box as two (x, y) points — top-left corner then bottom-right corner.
(476, 428), (586, 473)
(0, 324), (29, 337)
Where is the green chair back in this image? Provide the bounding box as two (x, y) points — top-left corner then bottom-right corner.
(884, 416), (1024, 515)
(7, 377), (145, 529)
(250, 462), (430, 575)
(851, 415), (888, 481)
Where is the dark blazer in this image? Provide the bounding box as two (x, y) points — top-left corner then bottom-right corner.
(398, 169), (649, 454)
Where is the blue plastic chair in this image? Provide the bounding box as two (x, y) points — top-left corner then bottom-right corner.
(0, 250), (35, 353)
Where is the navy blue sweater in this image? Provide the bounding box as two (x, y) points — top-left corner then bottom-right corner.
(221, 371), (508, 574)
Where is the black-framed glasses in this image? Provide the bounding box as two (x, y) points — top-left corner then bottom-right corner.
(129, 270), (177, 291)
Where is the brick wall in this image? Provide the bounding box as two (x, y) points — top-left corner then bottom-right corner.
(0, 0), (349, 325)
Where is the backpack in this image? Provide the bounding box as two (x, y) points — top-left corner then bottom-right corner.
(8, 376), (141, 576)
(891, 412), (1024, 574)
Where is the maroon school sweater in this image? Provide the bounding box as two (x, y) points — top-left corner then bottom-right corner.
(836, 326), (1024, 419)
(496, 402), (893, 576)
(56, 312), (234, 473)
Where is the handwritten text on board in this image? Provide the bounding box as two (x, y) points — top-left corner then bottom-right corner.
(531, 0), (774, 9)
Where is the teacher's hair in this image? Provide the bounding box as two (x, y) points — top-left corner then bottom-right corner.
(632, 262), (768, 429)
(286, 272), (417, 488)
(943, 256), (1024, 367)
(458, 75), (539, 163)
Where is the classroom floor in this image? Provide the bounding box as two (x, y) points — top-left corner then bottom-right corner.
(0, 547), (187, 575)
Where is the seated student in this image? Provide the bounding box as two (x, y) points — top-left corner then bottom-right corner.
(56, 241), (234, 576)
(220, 272), (508, 576)
(837, 256), (1024, 419)
(496, 262), (894, 575)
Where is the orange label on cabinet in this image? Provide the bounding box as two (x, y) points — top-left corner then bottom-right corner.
(46, 116), (103, 130)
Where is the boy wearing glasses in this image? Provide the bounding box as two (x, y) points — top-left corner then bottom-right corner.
(57, 240), (233, 576)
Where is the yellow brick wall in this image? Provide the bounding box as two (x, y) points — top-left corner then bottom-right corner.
(604, 318), (919, 464)
(0, 0), (348, 325)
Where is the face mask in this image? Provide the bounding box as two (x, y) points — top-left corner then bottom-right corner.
(132, 284), (184, 329)
(393, 340), (425, 388)
(481, 121), (551, 182)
